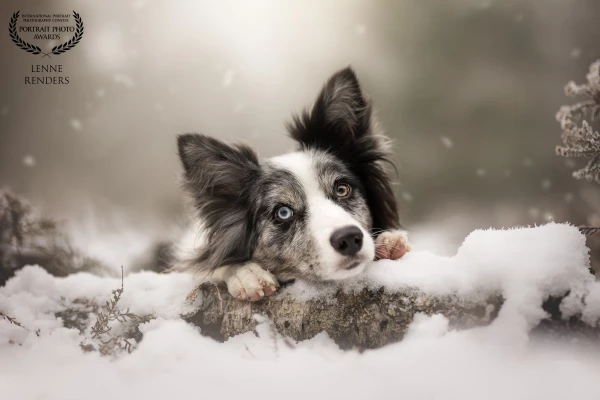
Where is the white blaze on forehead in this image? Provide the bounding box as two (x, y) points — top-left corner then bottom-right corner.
(270, 152), (322, 197)
(269, 151), (374, 280)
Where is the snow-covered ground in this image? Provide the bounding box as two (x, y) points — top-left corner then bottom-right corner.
(1, 223), (600, 400)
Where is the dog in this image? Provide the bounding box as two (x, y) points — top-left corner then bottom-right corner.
(173, 67), (411, 301)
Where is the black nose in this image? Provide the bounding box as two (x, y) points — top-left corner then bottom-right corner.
(330, 226), (363, 256)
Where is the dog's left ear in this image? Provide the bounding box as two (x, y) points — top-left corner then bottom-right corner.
(288, 67), (401, 231)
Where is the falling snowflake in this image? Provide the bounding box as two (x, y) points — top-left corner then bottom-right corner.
(22, 155), (36, 167)
(233, 103), (245, 113)
(522, 158), (533, 167)
(504, 169), (511, 177)
(541, 179), (552, 190)
(113, 73), (135, 88)
(565, 193), (575, 203)
(570, 48), (581, 59)
(478, 0), (492, 10)
(132, 0), (147, 10)
(529, 208), (540, 219)
(402, 192), (413, 202)
(223, 69), (235, 88)
(440, 137), (453, 149)
(564, 159), (577, 168)
(70, 119), (83, 130)
(356, 24), (366, 35)
(96, 89), (106, 97)
(476, 168), (486, 177)
(543, 212), (554, 222)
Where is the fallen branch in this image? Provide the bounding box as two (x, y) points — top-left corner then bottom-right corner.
(183, 283), (501, 349)
(181, 282), (599, 349)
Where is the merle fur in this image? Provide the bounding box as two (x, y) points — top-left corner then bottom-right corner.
(177, 134), (262, 270)
(177, 67), (401, 275)
(287, 67), (400, 233)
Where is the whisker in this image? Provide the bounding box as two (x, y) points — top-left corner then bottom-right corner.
(369, 229), (388, 238)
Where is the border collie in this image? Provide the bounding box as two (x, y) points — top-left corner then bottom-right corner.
(173, 67), (411, 301)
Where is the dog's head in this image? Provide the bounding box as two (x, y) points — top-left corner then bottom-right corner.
(177, 68), (400, 282)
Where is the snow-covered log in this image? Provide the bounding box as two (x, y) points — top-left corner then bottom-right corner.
(184, 283), (600, 350)
(184, 220), (600, 347)
(1, 191), (599, 353)
(184, 282), (504, 349)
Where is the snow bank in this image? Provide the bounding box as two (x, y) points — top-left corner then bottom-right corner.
(288, 223), (596, 328)
(1, 223), (599, 400)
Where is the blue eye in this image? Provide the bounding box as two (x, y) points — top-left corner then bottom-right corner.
(275, 206), (294, 221)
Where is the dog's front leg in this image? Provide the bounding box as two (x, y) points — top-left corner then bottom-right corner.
(212, 262), (279, 301)
(375, 230), (412, 260)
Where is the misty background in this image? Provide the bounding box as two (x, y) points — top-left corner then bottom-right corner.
(1, 0), (600, 267)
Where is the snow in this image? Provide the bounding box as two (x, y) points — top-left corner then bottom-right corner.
(222, 69), (235, 87)
(542, 178), (552, 190)
(529, 207), (540, 219)
(22, 155), (36, 167)
(233, 102), (245, 113)
(1, 223), (599, 399)
(113, 73), (135, 88)
(440, 136), (453, 149)
(565, 192), (575, 203)
(132, 0), (147, 10)
(70, 118), (83, 130)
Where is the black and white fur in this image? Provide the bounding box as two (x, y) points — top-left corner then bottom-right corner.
(174, 68), (411, 301)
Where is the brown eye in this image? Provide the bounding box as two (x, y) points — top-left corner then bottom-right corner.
(335, 183), (352, 198)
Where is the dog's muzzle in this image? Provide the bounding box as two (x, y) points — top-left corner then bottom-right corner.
(330, 225), (363, 257)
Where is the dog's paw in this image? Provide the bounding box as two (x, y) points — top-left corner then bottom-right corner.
(226, 263), (279, 301)
(375, 230), (412, 260)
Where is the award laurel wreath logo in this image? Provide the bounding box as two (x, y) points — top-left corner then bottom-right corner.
(8, 10), (84, 57)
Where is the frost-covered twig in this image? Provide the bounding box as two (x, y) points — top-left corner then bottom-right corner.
(556, 60), (600, 182)
(1, 310), (41, 337)
(84, 266), (145, 356)
(90, 266), (137, 342)
(0, 311), (24, 328)
(579, 226), (600, 237)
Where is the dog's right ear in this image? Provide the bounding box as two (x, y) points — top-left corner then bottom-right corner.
(177, 133), (261, 270)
